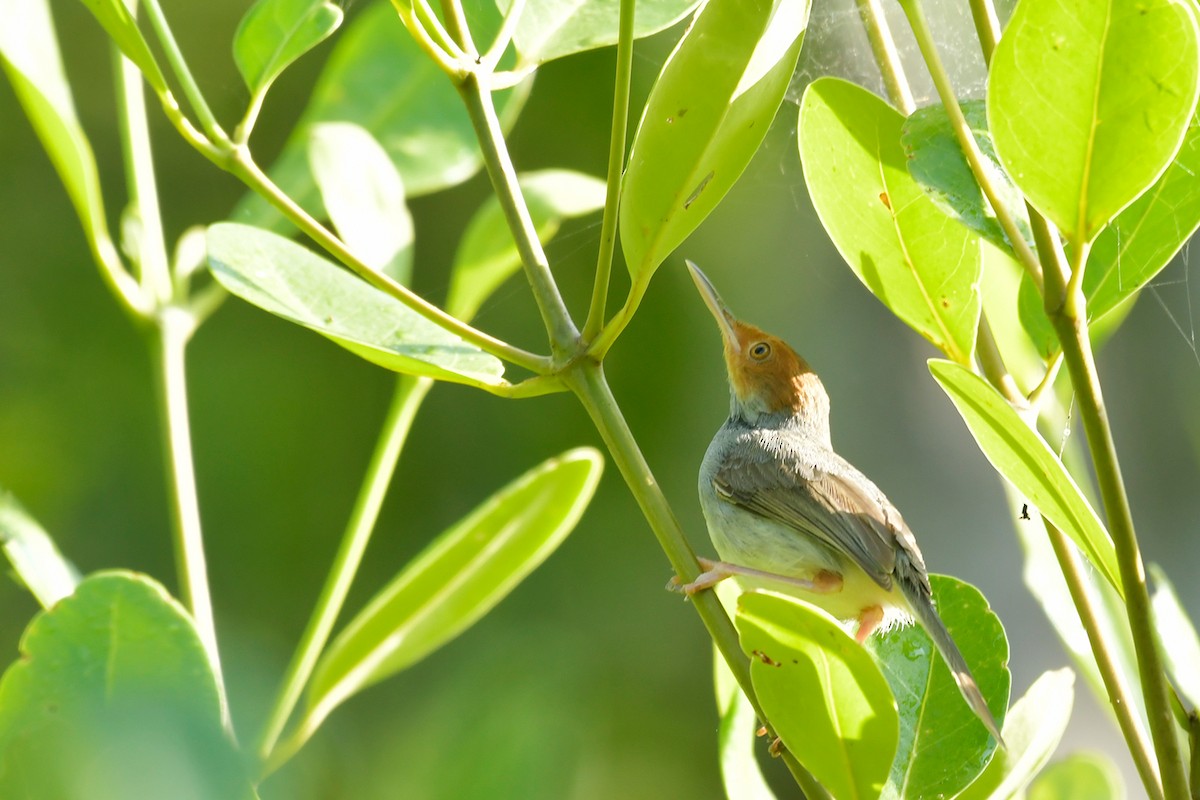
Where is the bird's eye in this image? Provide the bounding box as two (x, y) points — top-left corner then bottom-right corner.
(749, 342), (772, 361)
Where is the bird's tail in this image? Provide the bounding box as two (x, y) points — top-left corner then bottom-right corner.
(902, 583), (1005, 747)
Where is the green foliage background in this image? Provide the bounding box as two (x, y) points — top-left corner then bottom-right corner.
(2, 0), (1198, 795)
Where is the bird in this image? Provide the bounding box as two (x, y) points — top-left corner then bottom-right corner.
(683, 260), (1002, 744)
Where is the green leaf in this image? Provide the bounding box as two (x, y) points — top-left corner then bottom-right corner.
(446, 169), (606, 321)
(619, 0), (809, 287)
(233, 2), (530, 228)
(0, 488), (80, 608)
(498, 0), (702, 66)
(981, 243), (1045, 391)
(206, 222), (505, 386)
(1149, 564), (1200, 710)
(233, 0), (343, 96)
(305, 448), (603, 734)
(901, 100), (1032, 251)
(735, 591), (898, 800)
(870, 575), (1009, 800)
(75, 0), (168, 93)
(800, 78), (981, 364)
(0, 0), (120, 271)
(929, 360), (1122, 594)
(309, 121), (414, 283)
(0, 572), (251, 799)
(1087, 111), (1200, 323)
(1027, 753), (1123, 800)
(717, 682), (777, 800)
(988, 0), (1200, 246)
(957, 668), (1075, 800)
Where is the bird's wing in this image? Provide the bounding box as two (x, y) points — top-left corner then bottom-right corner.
(713, 452), (927, 592)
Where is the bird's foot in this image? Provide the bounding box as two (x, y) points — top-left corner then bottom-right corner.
(855, 605), (885, 644)
(669, 559), (844, 596)
(669, 558), (734, 595)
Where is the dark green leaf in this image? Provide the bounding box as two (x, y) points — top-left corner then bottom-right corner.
(308, 122), (414, 283)
(0, 572), (251, 799)
(233, 2), (530, 228)
(957, 668), (1075, 800)
(498, 0), (701, 66)
(901, 100), (1031, 251)
(305, 449), (603, 736)
(870, 576), (1009, 800)
(619, 0), (809, 287)
(988, 0), (1200, 245)
(736, 591), (898, 799)
(206, 222), (505, 386)
(930, 360), (1122, 593)
(446, 169), (605, 321)
(800, 78), (981, 363)
(0, 488), (79, 608)
(233, 0), (343, 96)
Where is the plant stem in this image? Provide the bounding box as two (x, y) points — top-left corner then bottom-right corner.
(480, 0), (526, 69)
(897, 0), (1043, 292)
(582, 0), (635, 344)
(458, 74), (581, 355)
(1043, 256), (1190, 797)
(438, 0), (477, 56)
(967, 0), (1000, 64)
(1044, 519), (1163, 799)
(565, 362), (830, 799)
(153, 307), (227, 719)
(853, 0), (914, 115)
(975, 314), (1025, 405)
(140, 0), (228, 147)
(256, 376), (433, 768)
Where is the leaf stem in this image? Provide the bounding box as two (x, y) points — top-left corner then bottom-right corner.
(975, 315), (1025, 406)
(582, 0), (635, 343)
(967, 0), (1000, 64)
(1043, 254), (1190, 798)
(897, 0), (1043, 293)
(139, 0), (228, 147)
(457, 73), (581, 355)
(438, 0), (478, 56)
(480, 0), (526, 70)
(256, 375), (434, 771)
(853, 0), (914, 115)
(1044, 519), (1163, 799)
(565, 361), (831, 799)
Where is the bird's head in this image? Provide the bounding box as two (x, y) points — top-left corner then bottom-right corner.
(687, 261), (830, 437)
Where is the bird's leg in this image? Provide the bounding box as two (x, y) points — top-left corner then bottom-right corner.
(671, 558), (844, 596)
(855, 605), (885, 644)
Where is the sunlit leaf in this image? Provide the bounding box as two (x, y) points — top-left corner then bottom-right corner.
(309, 122), (414, 283)
(957, 668), (1075, 800)
(870, 576), (1009, 800)
(498, 0), (701, 66)
(988, 0), (1200, 245)
(233, 2), (530, 228)
(620, 0), (809, 288)
(1027, 752), (1123, 800)
(902, 100), (1031, 251)
(1149, 564), (1200, 710)
(800, 78), (981, 364)
(75, 0), (168, 93)
(930, 360), (1122, 594)
(233, 0), (342, 96)
(736, 591), (898, 799)
(0, 572), (251, 798)
(446, 169), (605, 321)
(305, 449), (603, 735)
(206, 222), (505, 386)
(0, 488), (79, 608)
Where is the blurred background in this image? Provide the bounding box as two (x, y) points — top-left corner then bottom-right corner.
(2, 0), (1198, 796)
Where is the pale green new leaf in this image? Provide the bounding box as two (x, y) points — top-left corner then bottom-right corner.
(620, 0), (809, 288)
(309, 122), (414, 283)
(988, 0), (1200, 246)
(736, 591), (898, 800)
(930, 360), (1122, 594)
(446, 169), (606, 321)
(305, 449), (603, 734)
(0, 489), (80, 608)
(0, 572), (251, 798)
(801, 78), (981, 364)
(1027, 753), (1123, 800)
(206, 223), (504, 386)
(233, 0), (343, 96)
(1149, 564), (1200, 710)
(957, 668), (1075, 800)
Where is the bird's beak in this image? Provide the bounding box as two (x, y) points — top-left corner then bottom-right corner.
(686, 261), (740, 349)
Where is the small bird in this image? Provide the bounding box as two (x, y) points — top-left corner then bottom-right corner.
(685, 261), (1002, 744)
